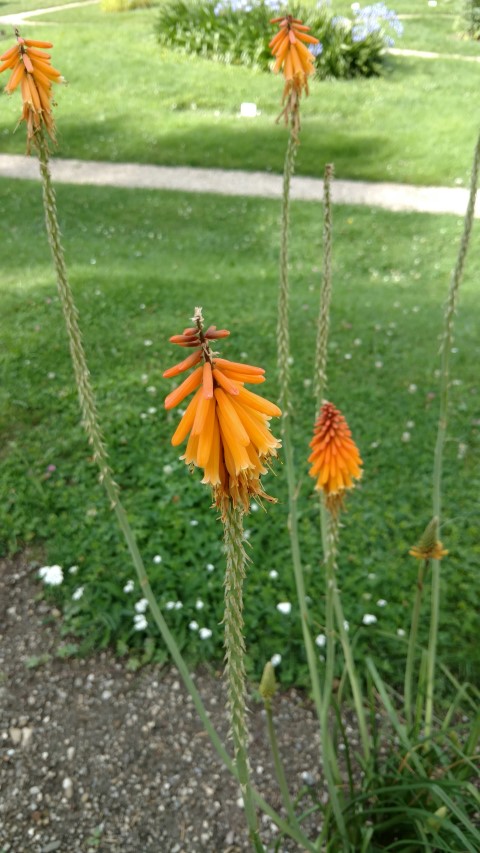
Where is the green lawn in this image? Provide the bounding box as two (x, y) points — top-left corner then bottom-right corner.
(1, 3), (480, 186)
(1, 177), (478, 684)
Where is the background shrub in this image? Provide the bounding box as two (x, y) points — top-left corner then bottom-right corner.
(155, 0), (403, 80)
(464, 0), (480, 38)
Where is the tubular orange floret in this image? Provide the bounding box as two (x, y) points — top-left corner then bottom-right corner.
(164, 311), (282, 516)
(162, 349), (202, 379)
(269, 13), (319, 134)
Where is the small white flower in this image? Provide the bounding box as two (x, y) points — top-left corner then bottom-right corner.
(367, 573), (376, 580)
(190, 519), (199, 527)
(370, 441), (380, 449)
(287, 356), (294, 366)
(402, 431), (411, 443)
(47, 371), (56, 380)
(199, 627), (212, 640)
(315, 633), (326, 648)
(362, 614), (377, 626)
(377, 599), (387, 607)
(143, 339), (153, 347)
(123, 580), (134, 593)
(68, 565), (78, 575)
(133, 614), (147, 631)
(206, 563), (215, 572)
(147, 407), (157, 415)
(174, 601), (183, 610)
(250, 502), (259, 512)
(271, 653), (282, 667)
(140, 412), (147, 420)
(457, 442), (468, 459)
(344, 353), (352, 360)
(195, 599), (204, 610)
(72, 586), (84, 601)
(243, 529), (251, 540)
(135, 598), (148, 614)
(277, 602), (292, 616)
(406, 420), (415, 429)
(397, 628), (406, 637)
(146, 385), (156, 394)
(189, 621), (199, 631)
(375, 361), (383, 369)
(163, 464), (174, 475)
(165, 601), (175, 610)
(408, 384), (417, 393)
(343, 620), (350, 632)
(38, 565), (63, 586)
(141, 373), (149, 382)
(153, 555), (162, 565)
(353, 338), (362, 346)
(269, 570), (279, 580)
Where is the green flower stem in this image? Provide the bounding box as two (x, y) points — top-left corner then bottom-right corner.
(277, 128), (348, 847)
(425, 128), (480, 739)
(329, 560), (371, 763)
(315, 163), (334, 409)
(223, 506), (263, 853)
(265, 703), (299, 830)
(404, 559), (427, 728)
(35, 131), (316, 853)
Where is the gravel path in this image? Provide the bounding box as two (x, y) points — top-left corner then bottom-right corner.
(0, 554), (333, 852)
(0, 153), (477, 217)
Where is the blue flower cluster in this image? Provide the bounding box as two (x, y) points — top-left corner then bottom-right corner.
(214, 0), (282, 14)
(351, 3), (403, 47)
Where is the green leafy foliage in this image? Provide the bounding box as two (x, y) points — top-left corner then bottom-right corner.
(155, 0), (398, 79)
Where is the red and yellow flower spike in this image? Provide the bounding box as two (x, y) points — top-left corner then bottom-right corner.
(164, 308), (281, 517)
(269, 14), (319, 133)
(0, 29), (64, 149)
(308, 401), (362, 513)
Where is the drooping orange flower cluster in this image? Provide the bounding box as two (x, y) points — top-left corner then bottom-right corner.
(409, 517), (448, 561)
(308, 402), (362, 513)
(164, 310), (282, 517)
(269, 14), (319, 131)
(0, 31), (64, 147)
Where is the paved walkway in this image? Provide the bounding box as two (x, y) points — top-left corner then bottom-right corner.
(0, 153), (476, 217)
(0, 0), (99, 27)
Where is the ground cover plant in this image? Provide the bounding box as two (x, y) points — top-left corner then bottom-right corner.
(1, 10), (479, 850)
(0, 4), (479, 185)
(1, 177), (479, 686)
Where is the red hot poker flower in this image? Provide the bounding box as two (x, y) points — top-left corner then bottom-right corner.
(0, 30), (64, 148)
(164, 310), (281, 517)
(308, 401), (362, 513)
(269, 14), (319, 132)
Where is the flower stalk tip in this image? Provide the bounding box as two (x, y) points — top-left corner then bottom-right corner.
(409, 517), (448, 561)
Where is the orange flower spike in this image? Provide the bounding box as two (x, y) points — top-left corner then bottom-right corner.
(0, 30), (64, 148)
(164, 309), (281, 516)
(309, 402), (362, 512)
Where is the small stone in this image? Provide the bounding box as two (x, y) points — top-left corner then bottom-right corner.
(9, 727), (21, 745)
(62, 777), (73, 799)
(67, 746), (75, 761)
(21, 727), (33, 748)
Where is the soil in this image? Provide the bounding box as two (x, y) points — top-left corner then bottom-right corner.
(0, 554), (330, 853)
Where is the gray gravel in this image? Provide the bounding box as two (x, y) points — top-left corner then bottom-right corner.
(0, 554), (330, 852)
